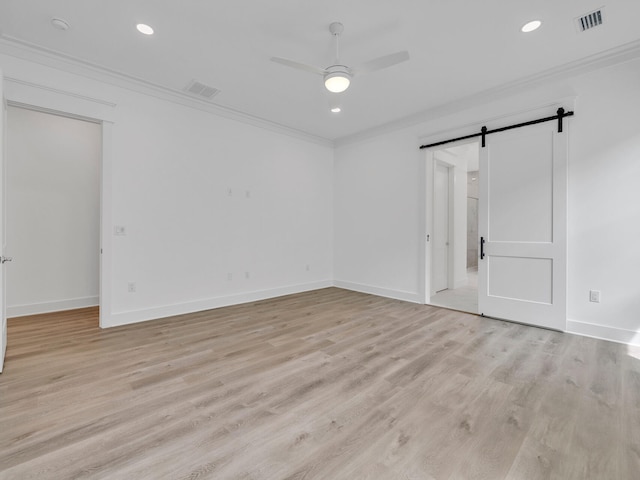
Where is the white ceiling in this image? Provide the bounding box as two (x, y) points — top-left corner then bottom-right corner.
(1, 1), (639, 142)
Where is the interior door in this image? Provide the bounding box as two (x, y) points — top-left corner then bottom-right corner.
(433, 162), (449, 293)
(478, 119), (567, 330)
(0, 69), (6, 372)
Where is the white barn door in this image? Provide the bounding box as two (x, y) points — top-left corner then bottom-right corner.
(478, 119), (567, 331)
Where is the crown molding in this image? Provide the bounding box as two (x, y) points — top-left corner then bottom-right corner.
(0, 35), (334, 148)
(335, 38), (640, 148)
(3, 33), (639, 150)
(5, 76), (117, 108)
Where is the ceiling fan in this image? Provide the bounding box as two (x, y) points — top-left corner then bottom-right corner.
(271, 22), (410, 94)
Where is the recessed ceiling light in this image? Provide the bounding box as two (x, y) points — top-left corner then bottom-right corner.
(51, 18), (70, 31)
(521, 20), (542, 33)
(136, 23), (154, 35)
(331, 107), (341, 113)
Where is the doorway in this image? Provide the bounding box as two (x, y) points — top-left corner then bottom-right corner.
(422, 105), (569, 330)
(5, 105), (101, 318)
(426, 141), (479, 314)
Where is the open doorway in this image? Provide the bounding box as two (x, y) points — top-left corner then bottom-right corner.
(426, 141), (479, 313)
(5, 105), (101, 319)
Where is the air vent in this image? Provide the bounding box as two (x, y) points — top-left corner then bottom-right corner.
(575, 8), (604, 32)
(184, 80), (220, 99)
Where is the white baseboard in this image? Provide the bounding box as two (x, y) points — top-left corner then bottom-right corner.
(8, 296), (99, 318)
(567, 318), (640, 347)
(102, 280), (333, 328)
(333, 280), (421, 304)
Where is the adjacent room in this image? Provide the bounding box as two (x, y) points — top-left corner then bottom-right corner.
(1, 1), (639, 479)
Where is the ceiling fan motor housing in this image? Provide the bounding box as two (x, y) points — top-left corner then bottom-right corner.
(329, 22), (344, 35)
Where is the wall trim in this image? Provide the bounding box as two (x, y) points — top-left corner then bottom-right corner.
(4, 78), (118, 123)
(0, 35), (333, 148)
(333, 280), (421, 304)
(8, 296), (99, 318)
(6, 77), (116, 108)
(567, 318), (640, 347)
(102, 280), (333, 328)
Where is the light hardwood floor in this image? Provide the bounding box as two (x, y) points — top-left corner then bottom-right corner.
(1, 288), (639, 479)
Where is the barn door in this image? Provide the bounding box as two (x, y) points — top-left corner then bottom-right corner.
(478, 119), (567, 330)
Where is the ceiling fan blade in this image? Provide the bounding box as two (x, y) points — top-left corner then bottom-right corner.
(270, 57), (326, 76)
(354, 50), (410, 75)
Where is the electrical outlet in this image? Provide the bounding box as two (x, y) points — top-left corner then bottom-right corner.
(306, 264), (310, 271)
(227, 273), (233, 281)
(114, 225), (126, 236)
(128, 282), (136, 293)
(589, 290), (600, 303)
(245, 271), (250, 279)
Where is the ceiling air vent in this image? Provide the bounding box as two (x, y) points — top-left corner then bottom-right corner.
(575, 8), (604, 32)
(184, 80), (220, 100)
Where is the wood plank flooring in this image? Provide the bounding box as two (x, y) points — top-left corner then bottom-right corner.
(1, 287), (639, 479)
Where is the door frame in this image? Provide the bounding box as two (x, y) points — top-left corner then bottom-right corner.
(418, 98), (575, 307)
(422, 139), (475, 304)
(2, 77), (115, 328)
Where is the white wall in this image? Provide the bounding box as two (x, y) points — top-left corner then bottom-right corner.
(2, 44), (639, 346)
(334, 56), (640, 346)
(6, 106), (101, 316)
(565, 60), (640, 344)
(0, 51), (334, 327)
(109, 95), (334, 325)
(334, 130), (422, 302)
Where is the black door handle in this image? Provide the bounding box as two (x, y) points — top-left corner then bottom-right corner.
(480, 236), (485, 260)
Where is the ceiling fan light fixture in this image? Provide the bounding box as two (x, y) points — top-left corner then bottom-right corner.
(324, 71), (351, 93)
(271, 22), (409, 100)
